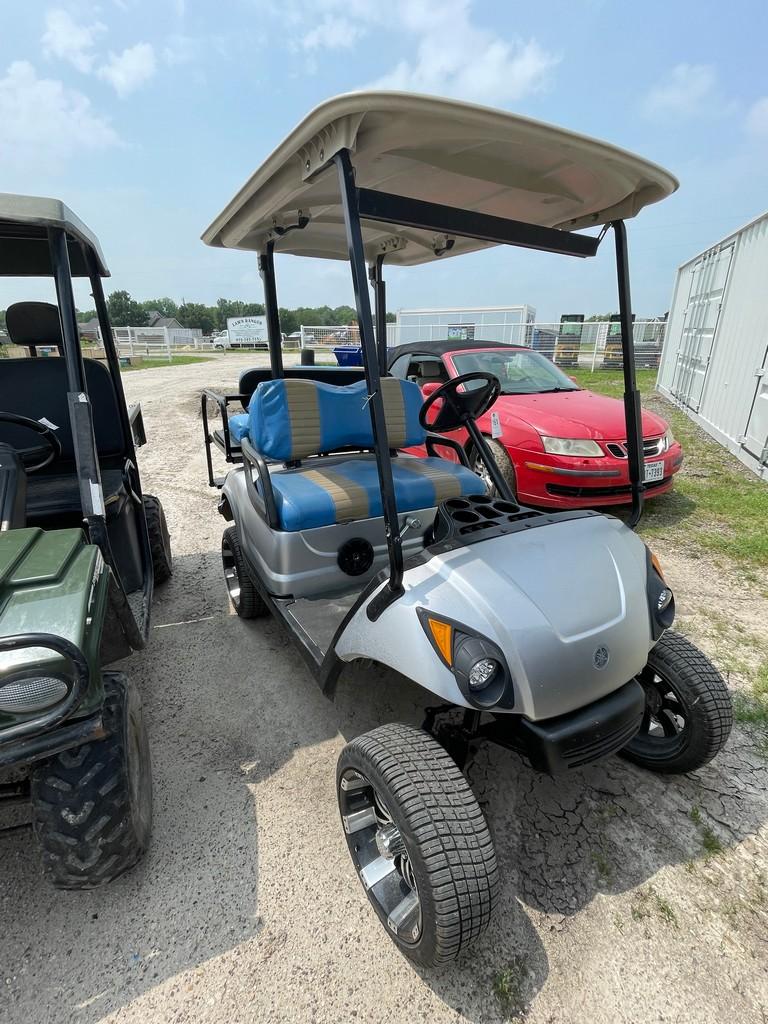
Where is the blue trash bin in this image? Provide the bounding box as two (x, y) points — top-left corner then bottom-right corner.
(333, 345), (363, 367)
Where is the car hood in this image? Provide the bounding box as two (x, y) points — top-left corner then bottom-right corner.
(491, 389), (667, 440)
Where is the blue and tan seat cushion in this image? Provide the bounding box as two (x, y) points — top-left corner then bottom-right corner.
(227, 377), (424, 458)
(269, 456), (485, 531)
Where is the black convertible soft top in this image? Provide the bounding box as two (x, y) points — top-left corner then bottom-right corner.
(387, 338), (527, 366)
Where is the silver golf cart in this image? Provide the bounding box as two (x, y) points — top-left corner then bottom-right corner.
(200, 92), (732, 966)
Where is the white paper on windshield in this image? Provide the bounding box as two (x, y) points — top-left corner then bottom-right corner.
(38, 417), (59, 430)
(491, 411), (502, 439)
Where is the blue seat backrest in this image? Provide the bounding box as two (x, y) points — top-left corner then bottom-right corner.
(248, 378), (425, 461)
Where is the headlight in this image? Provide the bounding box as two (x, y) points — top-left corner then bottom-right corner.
(468, 658), (499, 691)
(541, 436), (603, 458)
(663, 428), (675, 451)
(0, 675), (69, 713)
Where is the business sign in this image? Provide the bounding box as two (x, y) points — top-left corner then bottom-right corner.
(226, 316), (268, 344)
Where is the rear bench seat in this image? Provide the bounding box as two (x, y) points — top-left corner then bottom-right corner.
(230, 377), (485, 531)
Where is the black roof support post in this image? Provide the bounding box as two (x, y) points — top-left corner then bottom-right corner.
(259, 240), (284, 379)
(369, 253), (388, 375)
(85, 247), (138, 470)
(335, 149), (404, 615)
(47, 227), (108, 529)
(613, 220), (644, 528)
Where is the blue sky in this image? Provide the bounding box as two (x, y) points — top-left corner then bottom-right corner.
(2, 0), (767, 320)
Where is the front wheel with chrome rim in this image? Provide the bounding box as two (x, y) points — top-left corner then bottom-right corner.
(470, 437), (517, 500)
(337, 722), (499, 967)
(621, 631), (732, 774)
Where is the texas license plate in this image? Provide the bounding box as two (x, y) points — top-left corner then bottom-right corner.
(644, 460), (665, 483)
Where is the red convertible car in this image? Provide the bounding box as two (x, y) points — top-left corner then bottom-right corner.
(388, 340), (683, 509)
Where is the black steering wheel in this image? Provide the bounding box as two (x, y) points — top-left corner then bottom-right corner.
(418, 372), (501, 433)
(0, 412), (62, 472)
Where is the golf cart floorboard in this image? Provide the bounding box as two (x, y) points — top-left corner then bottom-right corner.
(277, 589), (362, 659)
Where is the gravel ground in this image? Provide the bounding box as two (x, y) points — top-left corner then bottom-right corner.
(2, 353), (767, 1024)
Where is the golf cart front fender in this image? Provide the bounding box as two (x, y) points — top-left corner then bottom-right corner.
(335, 514), (655, 720)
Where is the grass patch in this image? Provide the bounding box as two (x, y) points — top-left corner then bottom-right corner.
(690, 805), (702, 825)
(121, 356), (209, 371)
(629, 885), (678, 927)
(591, 850), (613, 882)
(571, 368), (768, 574)
(493, 955), (529, 1020)
(701, 826), (724, 857)
(732, 660), (768, 756)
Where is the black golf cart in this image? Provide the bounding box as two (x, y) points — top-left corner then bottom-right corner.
(200, 93), (732, 965)
(0, 194), (172, 888)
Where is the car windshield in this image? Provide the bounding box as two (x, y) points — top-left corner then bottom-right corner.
(451, 349), (581, 395)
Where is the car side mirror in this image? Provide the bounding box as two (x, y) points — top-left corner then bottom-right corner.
(420, 381), (442, 399)
(568, 375), (578, 384)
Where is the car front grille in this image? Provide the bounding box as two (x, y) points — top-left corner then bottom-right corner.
(604, 437), (664, 459)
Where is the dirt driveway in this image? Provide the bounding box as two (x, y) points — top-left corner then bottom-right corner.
(2, 354), (767, 1024)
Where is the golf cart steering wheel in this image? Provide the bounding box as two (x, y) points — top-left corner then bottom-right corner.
(0, 412), (62, 472)
(418, 372), (501, 433)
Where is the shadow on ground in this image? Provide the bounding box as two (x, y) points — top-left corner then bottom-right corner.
(2, 546), (766, 1023)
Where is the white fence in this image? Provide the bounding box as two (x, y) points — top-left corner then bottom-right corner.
(105, 326), (204, 361)
(297, 321), (667, 370)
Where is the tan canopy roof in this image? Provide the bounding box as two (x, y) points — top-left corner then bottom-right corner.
(202, 91), (678, 267)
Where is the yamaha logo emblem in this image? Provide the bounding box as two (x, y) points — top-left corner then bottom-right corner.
(593, 646), (610, 670)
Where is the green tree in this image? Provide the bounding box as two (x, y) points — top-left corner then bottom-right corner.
(177, 302), (216, 334)
(76, 308), (97, 323)
(107, 290), (149, 327)
(141, 297), (179, 318)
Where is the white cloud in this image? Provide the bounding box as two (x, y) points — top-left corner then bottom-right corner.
(641, 63), (728, 120)
(745, 96), (768, 137)
(301, 15), (364, 50)
(0, 61), (120, 171)
(98, 43), (156, 97)
(368, 1), (557, 104)
(285, 0), (557, 104)
(42, 8), (106, 73)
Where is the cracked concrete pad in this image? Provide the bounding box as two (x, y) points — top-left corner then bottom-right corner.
(1, 353), (767, 1024)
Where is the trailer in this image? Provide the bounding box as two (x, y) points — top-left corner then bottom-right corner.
(657, 211), (768, 479)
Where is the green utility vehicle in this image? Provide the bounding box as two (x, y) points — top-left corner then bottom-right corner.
(0, 195), (171, 888)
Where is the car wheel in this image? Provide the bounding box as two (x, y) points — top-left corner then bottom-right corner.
(470, 437), (517, 499)
(31, 673), (152, 889)
(222, 526), (268, 618)
(337, 723), (499, 967)
(621, 632), (733, 774)
(143, 494), (173, 585)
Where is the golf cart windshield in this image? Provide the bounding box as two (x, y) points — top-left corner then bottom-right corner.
(453, 349), (580, 395)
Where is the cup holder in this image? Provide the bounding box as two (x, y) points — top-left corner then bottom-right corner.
(495, 501), (519, 514)
(453, 510), (481, 524)
(445, 499), (471, 510)
(476, 506), (502, 520)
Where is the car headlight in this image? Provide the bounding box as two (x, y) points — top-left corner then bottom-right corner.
(417, 610), (514, 709)
(541, 436), (603, 458)
(663, 428), (675, 451)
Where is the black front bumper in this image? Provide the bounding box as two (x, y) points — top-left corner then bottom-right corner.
(0, 712), (105, 770)
(486, 679), (645, 774)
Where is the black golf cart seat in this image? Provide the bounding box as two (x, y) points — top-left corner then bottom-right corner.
(0, 302), (142, 589)
(229, 376), (484, 530)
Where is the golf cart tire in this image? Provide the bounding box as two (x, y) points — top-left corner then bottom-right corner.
(621, 632), (733, 774)
(337, 723), (499, 967)
(471, 437), (517, 498)
(222, 526), (268, 618)
(143, 494), (173, 584)
(31, 673), (152, 890)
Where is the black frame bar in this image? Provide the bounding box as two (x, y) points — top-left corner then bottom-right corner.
(612, 220), (644, 526)
(357, 189), (600, 259)
(335, 150), (404, 610)
(259, 241), (284, 378)
(369, 253), (388, 374)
